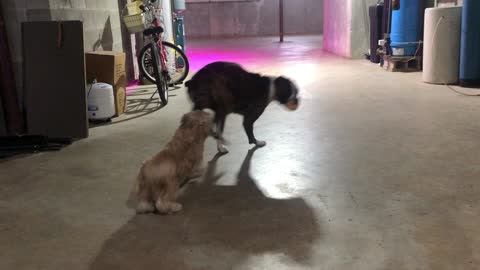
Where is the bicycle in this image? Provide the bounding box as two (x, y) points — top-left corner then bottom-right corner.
(124, 0), (189, 105)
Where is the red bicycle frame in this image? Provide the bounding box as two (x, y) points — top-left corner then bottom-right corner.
(152, 13), (169, 77)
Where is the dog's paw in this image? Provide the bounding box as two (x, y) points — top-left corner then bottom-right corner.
(217, 142), (229, 154)
(136, 201), (155, 214)
(169, 202), (183, 213)
(255, 140), (267, 147)
(156, 201), (183, 214)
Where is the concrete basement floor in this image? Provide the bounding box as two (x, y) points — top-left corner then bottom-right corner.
(1, 35), (480, 270)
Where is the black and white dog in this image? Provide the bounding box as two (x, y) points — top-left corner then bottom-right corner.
(185, 61), (300, 153)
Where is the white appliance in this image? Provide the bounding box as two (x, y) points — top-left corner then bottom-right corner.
(423, 6), (462, 84)
(87, 82), (115, 121)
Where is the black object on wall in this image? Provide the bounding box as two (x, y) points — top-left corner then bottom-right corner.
(369, 3), (384, 63)
(22, 21), (88, 139)
(0, 2), (24, 135)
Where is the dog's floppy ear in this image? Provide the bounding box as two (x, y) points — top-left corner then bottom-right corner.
(274, 76), (293, 104)
(273, 76), (300, 111)
(180, 113), (192, 129)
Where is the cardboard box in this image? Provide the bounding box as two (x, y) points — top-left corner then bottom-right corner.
(85, 51), (127, 117)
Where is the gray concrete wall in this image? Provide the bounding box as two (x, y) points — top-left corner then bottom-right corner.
(1, 0), (125, 98)
(184, 0), (323, 38)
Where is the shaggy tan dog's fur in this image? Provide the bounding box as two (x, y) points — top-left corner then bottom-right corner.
(135, 111), (213, 214)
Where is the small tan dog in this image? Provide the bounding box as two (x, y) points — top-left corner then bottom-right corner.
(135, 110), (215, 214)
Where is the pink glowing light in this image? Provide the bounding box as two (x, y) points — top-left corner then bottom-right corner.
(126, 80), (141, 95)
(186, 48), (274, 71)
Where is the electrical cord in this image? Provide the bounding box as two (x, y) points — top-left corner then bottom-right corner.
(87, 78), (97, 97)
(397, 41), (423, 62)
(426, 16), (479, 97)
(445, 84), (480, 97)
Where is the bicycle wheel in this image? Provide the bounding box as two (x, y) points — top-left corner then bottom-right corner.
(139, 41), (189, 85)
(148, 42), (168, 105)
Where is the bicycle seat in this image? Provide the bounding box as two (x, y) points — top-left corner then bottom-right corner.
(143, 26), (164, 36)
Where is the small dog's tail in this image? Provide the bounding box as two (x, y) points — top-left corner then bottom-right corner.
(134, 168), (146, 196)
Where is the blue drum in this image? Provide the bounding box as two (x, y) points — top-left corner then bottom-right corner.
(460, 0), (480, 87)
(390, 0), (423, 56)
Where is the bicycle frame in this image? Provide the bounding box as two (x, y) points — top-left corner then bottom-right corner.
(141, 0), (170, 80)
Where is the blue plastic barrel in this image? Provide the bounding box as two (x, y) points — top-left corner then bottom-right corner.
(460, 0), (480, 87)
(390, 0), (423, 56)
(174, 17), (186, 51)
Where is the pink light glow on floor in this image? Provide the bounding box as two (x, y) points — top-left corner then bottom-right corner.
(126, 80), (141, 95)
(186, 36), (326, 72)
(186, 48), (275, 72)
(126, 36), (325, 94)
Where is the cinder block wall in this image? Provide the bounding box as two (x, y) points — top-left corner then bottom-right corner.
(2, 0), (125, 99)
(184, 0), (324, 38)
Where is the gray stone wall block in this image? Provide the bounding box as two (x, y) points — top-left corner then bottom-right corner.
(185, 0), (323, 38)
(209, 2), (237, 37)
(4, 0), (27, 9)
(50, 9), (85, 21)
(84, 0), (98, 9)
(185, 3), (210, 38)
(258, 0), (278, 35)
(284, 0), (307, 34)
(26, 0), (50, 9)
(109, 11), (121, 29)
(79, 9), (97, 30)
(48, 0), (86, 9)
(26, 9), (52, 21)
(305, 0), (323, 33)
(237, 2), (261, 35)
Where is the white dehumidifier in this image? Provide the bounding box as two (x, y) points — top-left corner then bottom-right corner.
(87, 82), (115, 121)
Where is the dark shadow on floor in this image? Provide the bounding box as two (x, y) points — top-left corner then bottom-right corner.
(90, 148), (320, 270)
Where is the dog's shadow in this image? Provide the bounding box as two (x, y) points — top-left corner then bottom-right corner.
(90, 148), (320, 270)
